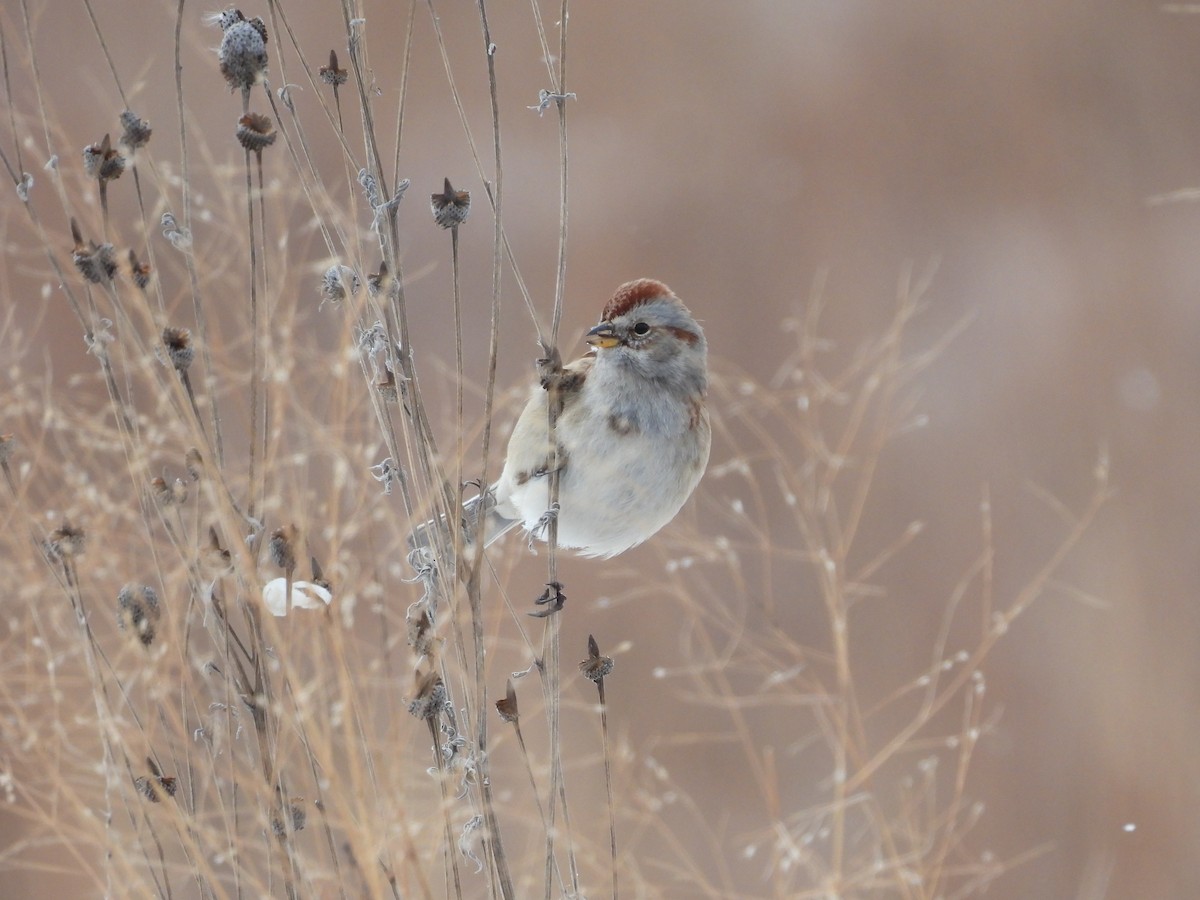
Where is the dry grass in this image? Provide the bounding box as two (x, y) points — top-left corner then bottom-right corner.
(0, 3), (1105, 898)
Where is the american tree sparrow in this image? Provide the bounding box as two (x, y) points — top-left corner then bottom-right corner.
(415, 278), (710, 560)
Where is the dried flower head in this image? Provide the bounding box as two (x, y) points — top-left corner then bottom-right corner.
(268, 524), (298, 572)
(70, 219), (117, 284)
(134, 774), (178, 803)
(127, 249), (152, 289)
(431, 177), (471, 229)
(309, 556), (331, 593)
(217, 11), (269, 92)
(119, 110), (152, 151)
(495, 680), (519, 724)
(320, 265), (360, 305)
(161, 326), (194, 373)
(579, 634), (614, 682)
(319, 50), (347, 87)
(529, 581), (566, 618)
(375, 369), (398, 403)
(152, 475), (188, 507)
(45, 520), (85, 561)
(185, 447), (204, 482)
(118, 583), (162, 647)
(272, 798), (306, 835)
(367, 260), (390, 297)
(408, 670), (448, 720)
(236, 112), (276, 153)
(200, 527), (233, 577)
(407, 608), (434, 657)
(150, 476), (172, 506)
(82, 134), (125, 183)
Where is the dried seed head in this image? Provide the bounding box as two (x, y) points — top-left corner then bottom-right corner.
(161, 326), (194, 373)
(150, 476), (172, 506)
(45, 520), (85, 560)
(218, 12), (269, 91)
(268, 524), (298, 572)
(236, 112), (276, 153)
(127, 249), (152, 289)
(82, 134), (125, 183)
(70, 219), (118, 284)
(375, 369), (398, 403)
(134, 774), (178, 803)
(406, 608), (434, 657)
(319, 50), (347, 87)
(320, 265), (359, 305)
(153, 475), (188, 507)
(366, 260), (390, 297)
(495, 680), (519, 724)
(272, 798), (306, 835)
(529, 581), (566, 618)
(119, 110), (152, 151)
(118, 583), (162, 647)
(0, 434), (15, 466)
(407, 670), (447, 720)
(185, 447), (204, 482)
(201, 526), (233, 576)
(579, 634), (614, 682)
(430, 177), (470, 228)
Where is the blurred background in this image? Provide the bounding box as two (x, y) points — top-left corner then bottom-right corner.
(3, 1), (1199, 897)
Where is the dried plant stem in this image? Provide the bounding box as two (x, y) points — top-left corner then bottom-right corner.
(244, 146), (263, 520)
(174, 0), (225, 468)
(428, 716), (465, 900)
(593, 670), (617, 898)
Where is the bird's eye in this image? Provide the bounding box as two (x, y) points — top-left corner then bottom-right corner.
(632, 322), (650, 336)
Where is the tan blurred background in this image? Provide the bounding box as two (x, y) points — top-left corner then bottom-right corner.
(4, 1), (1200, 897)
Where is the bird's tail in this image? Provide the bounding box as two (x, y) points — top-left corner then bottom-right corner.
(407, 486), (521, 562)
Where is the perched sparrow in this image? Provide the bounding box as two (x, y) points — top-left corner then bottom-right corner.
(415, 278), (710, 560)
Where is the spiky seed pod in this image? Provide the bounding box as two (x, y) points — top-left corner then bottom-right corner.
(495, 680), (519, 724)
(45, 520), (85, 561)
(268, 524), (298, 573)
(185, 448), (204, 482)
(161, 326), (194, 373)
(119, 111), (152, 151)
(375, 369), (398, 403)
(117, 583), (162, 647)
(217, 12), (268, 91)
(127, 249), (152, 289)
(82, 134), (125, 183)
(579, 634), (615, 682)
(70, 219), (117, 284)
(319, 50), (347, 87)
(272, 798), (306, 835)
(134, 774), (178, 802)
(430, 177), (470, 228)
(320, 265), (359, 305)
(236, 112), (275, 153)
(408, 670), (447, 720)
(406, 608), (434, 657)
(366, 261), (390, 297)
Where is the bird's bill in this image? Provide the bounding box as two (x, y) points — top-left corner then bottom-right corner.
(585, 323), (620, 349)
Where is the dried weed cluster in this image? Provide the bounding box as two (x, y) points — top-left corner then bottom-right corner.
(0, 3), (1104, 898)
